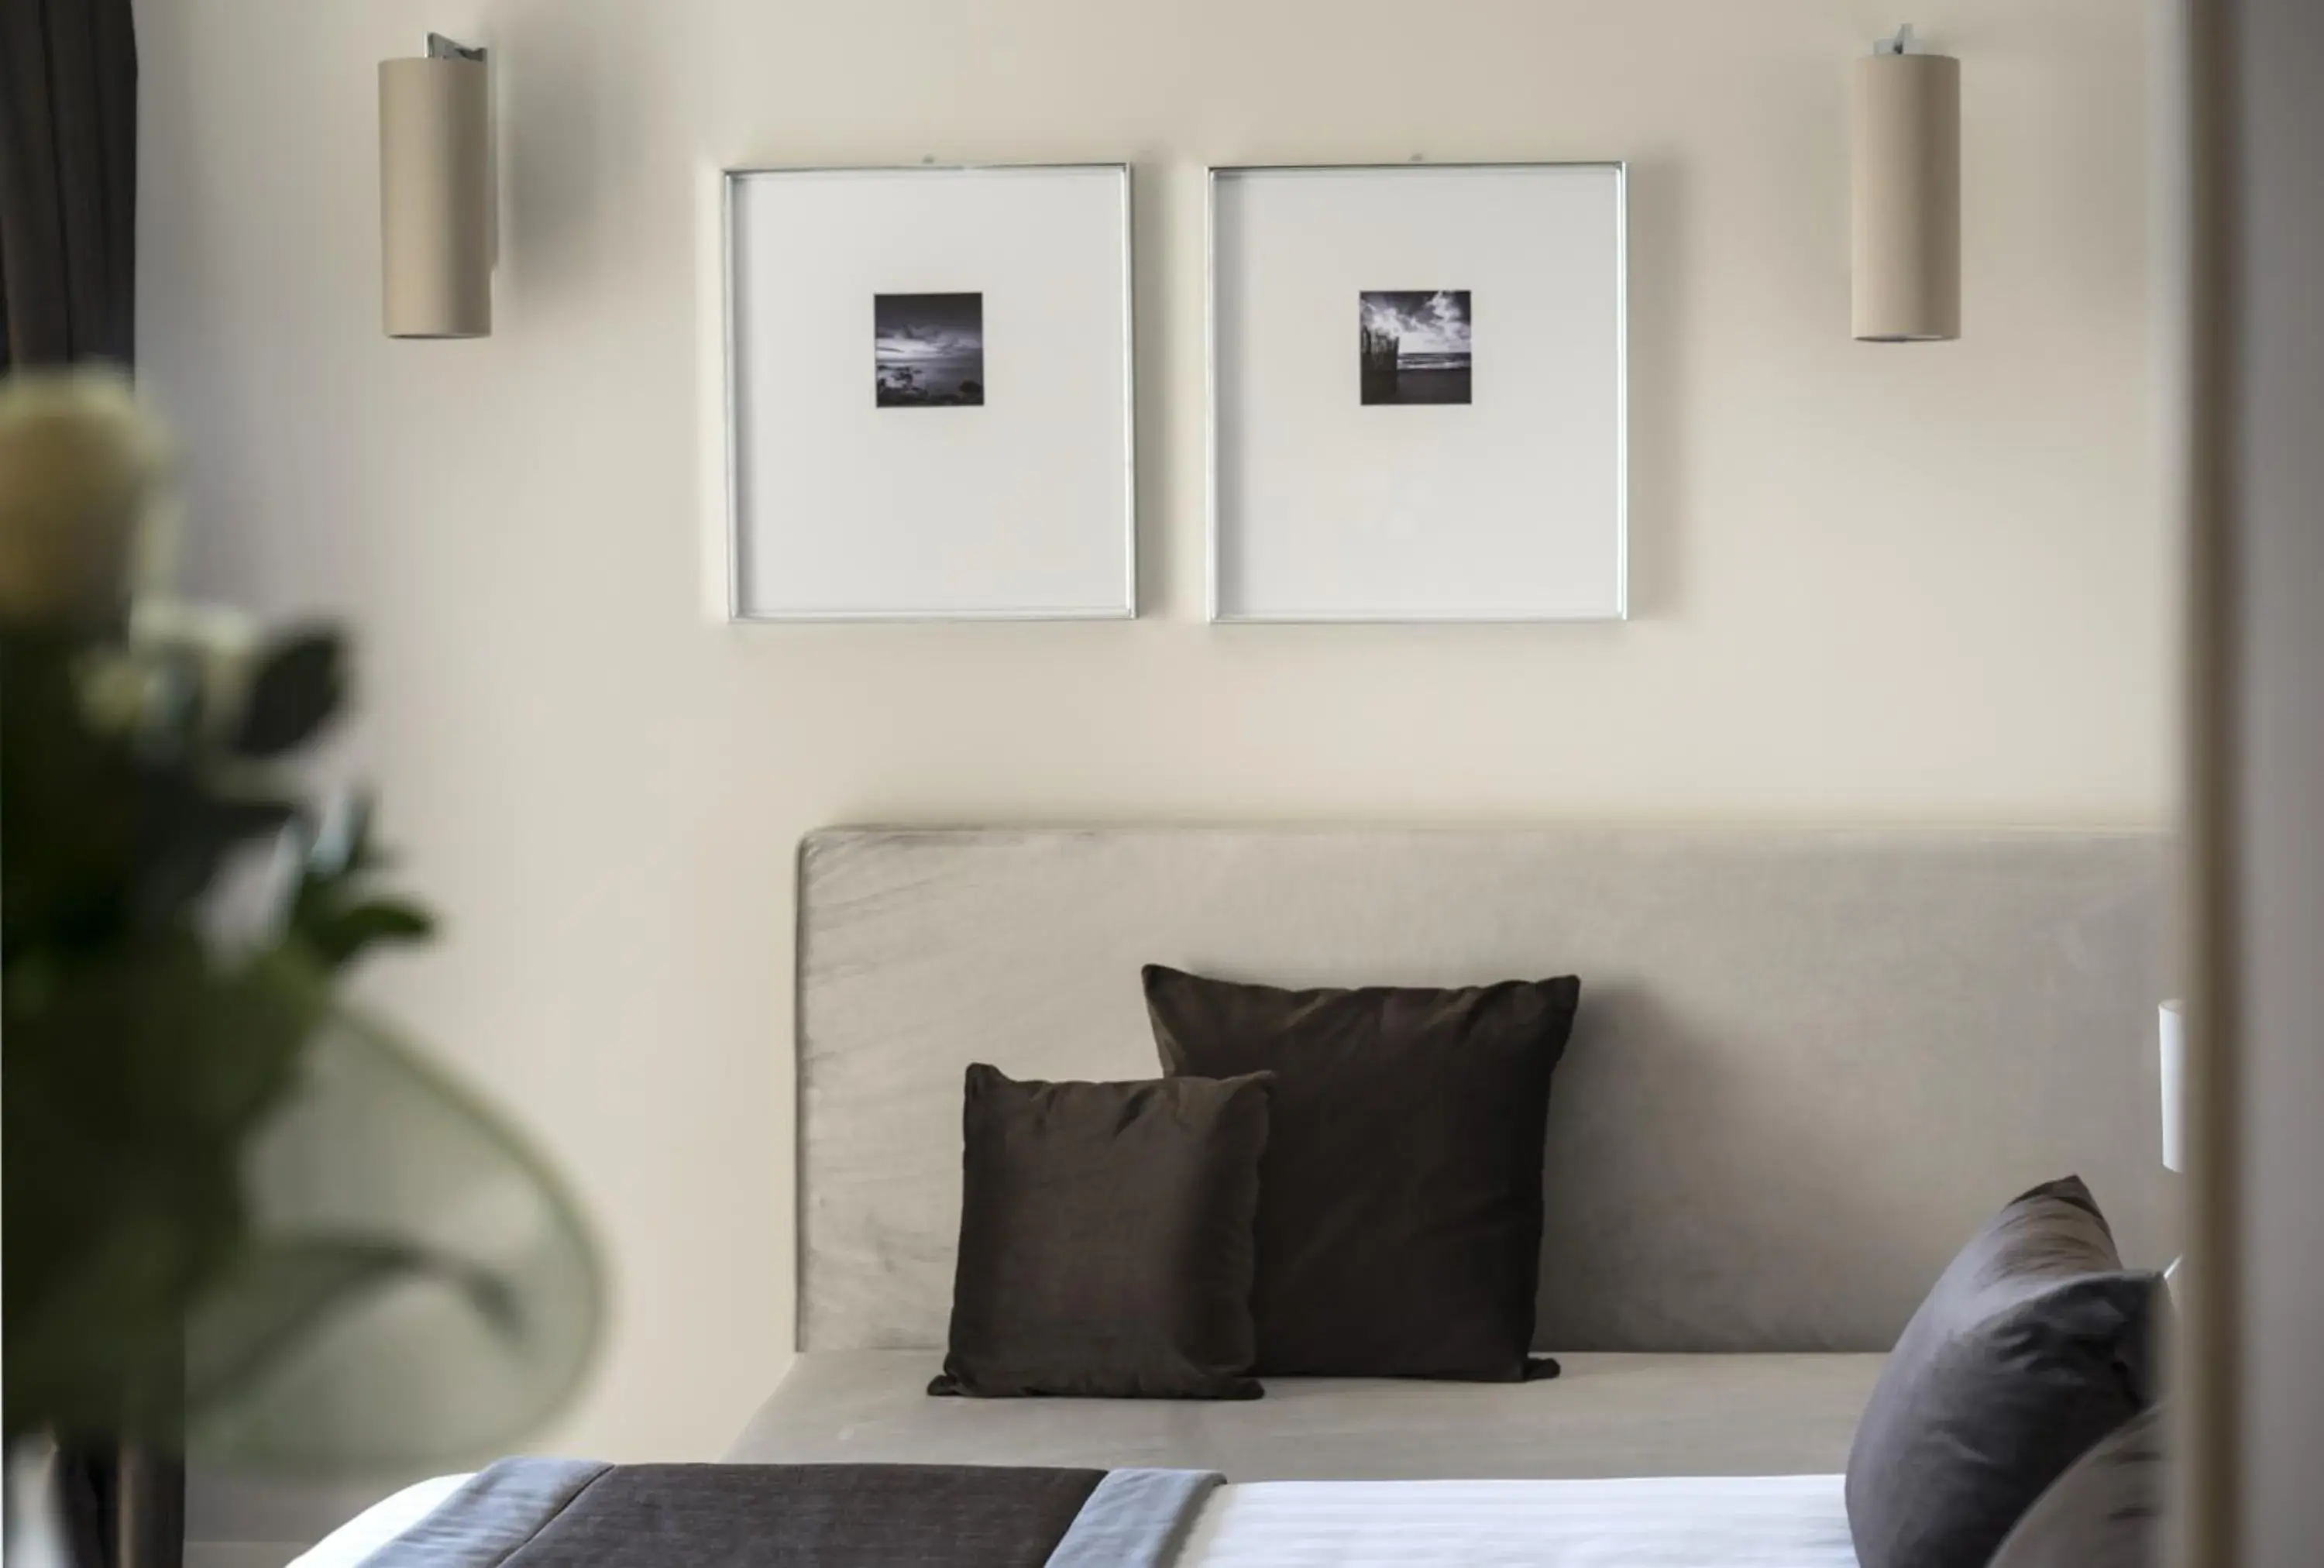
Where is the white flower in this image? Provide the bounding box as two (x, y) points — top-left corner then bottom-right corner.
(75, 600), (265, 742)
(133, 597), (264, 728)
(0, 368), (176, 630)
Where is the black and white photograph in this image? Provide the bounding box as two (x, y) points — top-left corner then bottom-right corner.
(1359, 290), (1472, 405)
(875, 291), (985, 407)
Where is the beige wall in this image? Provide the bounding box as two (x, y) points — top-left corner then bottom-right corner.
(136, 0), (2164, 1533)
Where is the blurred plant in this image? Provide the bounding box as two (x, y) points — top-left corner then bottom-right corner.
(1, 370), (603, 1488)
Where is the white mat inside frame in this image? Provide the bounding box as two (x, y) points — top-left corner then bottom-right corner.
(1208, 163), (1628, 623)
(724, 163), (1136, 621)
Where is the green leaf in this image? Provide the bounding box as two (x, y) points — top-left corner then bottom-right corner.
(299, 897), (436, 971)
(131, 778), (297, 927)
(229, 631), (345, 758)
(184, 1234), (518, 1417)
(283, 796), (436, 972)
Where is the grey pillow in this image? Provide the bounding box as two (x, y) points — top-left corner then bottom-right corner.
(1986, 1404), (2164, 1568)
(1844, 1176), (2166, 1568)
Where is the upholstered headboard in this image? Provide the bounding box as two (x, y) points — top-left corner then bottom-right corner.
(796, 827), (2169, 1355)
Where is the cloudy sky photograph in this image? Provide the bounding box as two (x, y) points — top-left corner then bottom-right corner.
(1360, 290), (1472, 359)
(875, 292), (985, 407)
(1360, 289), (1473, 405)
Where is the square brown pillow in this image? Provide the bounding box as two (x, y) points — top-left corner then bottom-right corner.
(1143, 965), (1580, 1381)
(929, 1063), (1274, 1399)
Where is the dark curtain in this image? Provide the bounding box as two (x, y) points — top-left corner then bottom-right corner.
(1, 3), (170, 1565)
(0, 0), (137, 369)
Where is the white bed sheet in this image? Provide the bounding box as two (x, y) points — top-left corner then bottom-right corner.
(1181, 1475), (1856, 1567)
(295, 1471), (1856, 1568)
(290, 1474), (472, 1568)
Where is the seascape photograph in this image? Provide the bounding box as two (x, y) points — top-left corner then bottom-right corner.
(1359, 290), (1472, 405)
(875, 292), (985, 407)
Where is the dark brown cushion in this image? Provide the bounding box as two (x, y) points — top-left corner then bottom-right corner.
(500, 1463), (1106, 1566)
(1987, 1404), (2165, 1568)
(1845, 1177), (2167, 1568)
(1142, 965), (1580, 1381)
(929, 1063), (1274, 1399)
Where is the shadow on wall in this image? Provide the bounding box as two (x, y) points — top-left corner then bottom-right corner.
(1534, 982), (1919, 1353)
(496, 0), (665, 310)
(1620, 156), (1692, 621)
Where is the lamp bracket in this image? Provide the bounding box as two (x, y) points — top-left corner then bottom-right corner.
(426, 33), (487, 64)
(1874, 23), (1921, 57)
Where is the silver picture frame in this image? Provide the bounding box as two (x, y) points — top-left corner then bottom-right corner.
(723, 163), (1138, 622)
(1205, 161), (1629, 624)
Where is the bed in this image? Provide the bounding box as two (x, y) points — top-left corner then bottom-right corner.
(303, 826), (2167, 1565)
(305, 1470), (1858, 1567)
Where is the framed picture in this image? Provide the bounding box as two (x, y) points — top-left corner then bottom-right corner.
(724, 164), (1135, 621)
(1207, 163), (1628, 623)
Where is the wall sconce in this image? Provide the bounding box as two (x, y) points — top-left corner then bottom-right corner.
(1851, 24), (1960, 342)
(378, 34), (492, 339)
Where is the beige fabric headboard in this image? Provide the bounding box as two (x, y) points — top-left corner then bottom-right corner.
(796, 827), (2169, 1354)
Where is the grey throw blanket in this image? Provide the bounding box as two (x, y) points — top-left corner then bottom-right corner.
(359, 1460), (1222, 1567)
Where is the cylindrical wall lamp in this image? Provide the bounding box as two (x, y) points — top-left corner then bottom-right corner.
(379, 34), (492, 339)
(1851, 25), (1961, 342)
